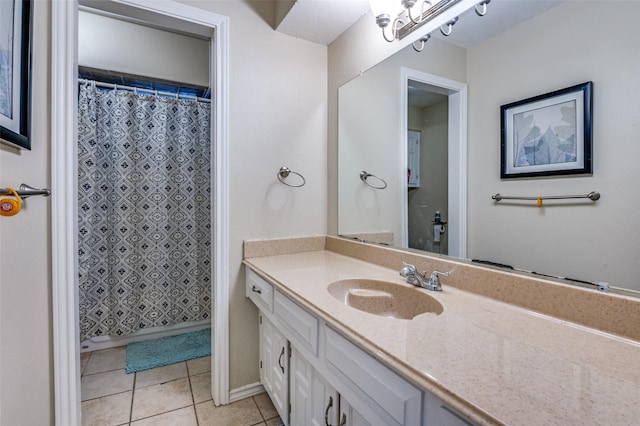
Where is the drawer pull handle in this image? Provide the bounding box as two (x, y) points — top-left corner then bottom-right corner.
(251, 285), (262, 294)
(339, 413), (347, 426)
(324, 396), (333, 426)
(278, 346), (285, 374)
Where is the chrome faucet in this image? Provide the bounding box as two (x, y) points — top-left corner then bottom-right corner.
(399, 262), (449, 291)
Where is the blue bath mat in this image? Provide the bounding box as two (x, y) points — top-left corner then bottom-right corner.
(126, 328), (211, 373)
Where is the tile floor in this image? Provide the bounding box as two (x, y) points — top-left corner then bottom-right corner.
(81, 347), (282, 426)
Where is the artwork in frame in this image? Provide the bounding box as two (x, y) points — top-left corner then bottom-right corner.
(500, 81), (592, 179)
(0, 0), (31, 150)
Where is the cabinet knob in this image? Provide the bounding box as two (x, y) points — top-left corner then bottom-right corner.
(324, 396), (334, 426)
(278, 347), (285, 373)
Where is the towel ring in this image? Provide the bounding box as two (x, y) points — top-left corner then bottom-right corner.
(277, 166), (306, 187)
(360, 171), (387, 190)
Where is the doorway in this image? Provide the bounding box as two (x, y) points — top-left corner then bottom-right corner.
(51, 2), (229, 424)
(400, 68), (467, 259)
(407, 84), (448, 253)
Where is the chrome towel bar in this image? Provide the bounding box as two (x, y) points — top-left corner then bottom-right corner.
(492, 191), (600, 205)
(492, 192), (600, 201)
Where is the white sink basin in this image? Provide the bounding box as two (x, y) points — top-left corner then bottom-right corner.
(328, 278), (443, 319)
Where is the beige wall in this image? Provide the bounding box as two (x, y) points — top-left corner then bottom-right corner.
(337, 59), (405, 245)
(0, 2), (53, 425)
(178, 0), (328, 389)
(78, 10), (210, 86)
(466, 1), (640, 289)
(0, 1), (326, 423)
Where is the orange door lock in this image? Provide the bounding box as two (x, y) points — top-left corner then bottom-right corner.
(0, 188), (22, 217)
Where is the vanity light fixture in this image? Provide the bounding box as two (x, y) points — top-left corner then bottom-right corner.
(370, 0), (490, 45)
(412, 34), (431, 52)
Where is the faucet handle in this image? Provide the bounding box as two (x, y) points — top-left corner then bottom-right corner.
(428, 270), (449, 290)
(430, 270), (449, 279)
(401, 261), (417, 273)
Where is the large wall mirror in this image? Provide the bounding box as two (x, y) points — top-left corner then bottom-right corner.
(338, 0), (640, 295)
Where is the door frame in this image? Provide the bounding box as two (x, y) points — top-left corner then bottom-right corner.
(51, 1), (230, 424)
(400, 67), (467, 258)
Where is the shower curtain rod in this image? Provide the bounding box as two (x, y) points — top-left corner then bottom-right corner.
(78, 78), (211, 103)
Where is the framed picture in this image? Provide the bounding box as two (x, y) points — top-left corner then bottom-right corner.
(500, 81), (592, 179)
(0, 0), (32, 150)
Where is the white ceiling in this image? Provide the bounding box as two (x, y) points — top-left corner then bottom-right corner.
(275, 0), (564, 47)
(275, 0), (371, 45)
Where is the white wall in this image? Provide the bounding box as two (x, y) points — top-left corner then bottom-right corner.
(338, 61), (404, 244)
(78, 10), (210, 86)
(178, 0), (328, 389)
(466, 1), (640, 289)
(0, 2), (53, 424)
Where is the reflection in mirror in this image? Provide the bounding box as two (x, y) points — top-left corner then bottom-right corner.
(338, 0), (640, 294)
(338, 48), (467, 258)
(407, 82), (448, 253)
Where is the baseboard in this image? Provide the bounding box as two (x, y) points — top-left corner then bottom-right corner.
(79, 320), (211, 352)
(229, 382), (265, 403)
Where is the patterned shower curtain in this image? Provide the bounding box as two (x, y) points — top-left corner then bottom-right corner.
(77, 81), (211, 341)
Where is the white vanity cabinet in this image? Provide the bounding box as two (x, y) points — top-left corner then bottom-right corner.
(290, 345), (339, 426)
(338, 395), (374, 426)
(246, 266), (475, 426)
(290, 343), (384, 426)
(259, 314), (289, 423)
(423, 392), (474, 426)
(323, 326), (421, 426)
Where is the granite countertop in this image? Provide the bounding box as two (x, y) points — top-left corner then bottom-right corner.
(244, 249), (640, 425)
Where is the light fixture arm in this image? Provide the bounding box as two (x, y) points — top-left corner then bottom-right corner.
(412, 33), (431, 52)
(475, 0), (490, 17)
(440, 16), (458, 36)
(379, 17), (403, 42)
(405, 0), (431, 24)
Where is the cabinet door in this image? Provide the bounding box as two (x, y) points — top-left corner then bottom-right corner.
(338, 396), (375, 426)
(290, 346), (339, 426)
(260, 314), (289, 423)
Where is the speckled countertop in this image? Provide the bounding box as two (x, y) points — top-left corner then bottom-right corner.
(244, 248), (640, 425)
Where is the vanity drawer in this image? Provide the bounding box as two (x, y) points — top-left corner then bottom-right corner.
(246, 268), (274, 312)
(274, 290), (318, 355)
(324, 326), (421, 426)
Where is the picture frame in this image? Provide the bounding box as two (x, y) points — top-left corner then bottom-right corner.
(0, 0), (32, 150)
(500, 81), (592, 179)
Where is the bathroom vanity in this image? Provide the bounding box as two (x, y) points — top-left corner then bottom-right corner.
(244, 236), (640, 425)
